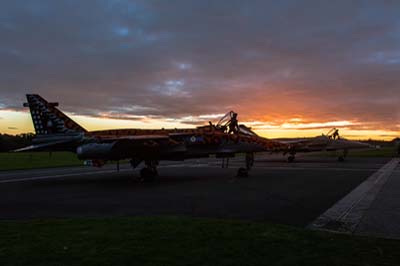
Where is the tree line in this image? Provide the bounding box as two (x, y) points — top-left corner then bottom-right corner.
(0, 133), (34, 152)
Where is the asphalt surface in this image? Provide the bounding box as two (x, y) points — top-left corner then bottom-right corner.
(0, 155), (389, 227)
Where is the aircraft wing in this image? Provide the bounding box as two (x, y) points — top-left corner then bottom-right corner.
(95, 134), (170, 141)
(326, 139), (372, 150)
(96, 134), (174, 152)
(100, 135), (173, 151)
(13, 139), (75, 152)
(278, 139), (309, 144)
(76, 134), (183, 160)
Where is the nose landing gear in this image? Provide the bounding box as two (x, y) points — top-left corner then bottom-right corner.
(237, 152), (254, 178)
(338, 149), (348, 162)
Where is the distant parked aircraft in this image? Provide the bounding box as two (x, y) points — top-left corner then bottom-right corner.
(275, 128), (372, 162)
(16, 94), (288, 180)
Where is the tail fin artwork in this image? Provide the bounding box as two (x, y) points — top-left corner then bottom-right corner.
(24, 94), (87, 135)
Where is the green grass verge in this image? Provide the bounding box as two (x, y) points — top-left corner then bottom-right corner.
(0, 152), (82, 171)
(0, 216), (399, 266)
(346, 146), (397, 157)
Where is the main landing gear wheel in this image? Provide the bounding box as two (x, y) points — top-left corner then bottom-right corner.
(338, 149), (348, 162)
(139, 160), (159, 182)
(287, 155), (295, 163)
(139, 167), (158, 182)
(237, 167), (248, 178)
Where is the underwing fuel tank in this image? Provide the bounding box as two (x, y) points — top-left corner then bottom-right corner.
(76, 142), (116, 160)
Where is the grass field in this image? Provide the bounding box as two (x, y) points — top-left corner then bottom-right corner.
(347, 146), (398, 157)
(0, 216), (399, 266)
(0, 152), (82, 171)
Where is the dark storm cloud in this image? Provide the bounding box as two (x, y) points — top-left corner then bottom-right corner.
(0, 0), (399, 128)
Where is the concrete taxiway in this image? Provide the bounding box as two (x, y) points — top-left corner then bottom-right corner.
(310, 157), (400, 239)
(0, 155), (388, 228)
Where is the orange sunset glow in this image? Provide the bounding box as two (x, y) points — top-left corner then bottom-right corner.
(1, 109), (398, 140)
(0, 1), (399, 140)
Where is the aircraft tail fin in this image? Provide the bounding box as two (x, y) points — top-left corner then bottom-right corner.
(24, 94), (87, 135)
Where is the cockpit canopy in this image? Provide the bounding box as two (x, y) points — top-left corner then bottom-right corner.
(325, 128), (340, 140)
(238, 124), (258, 137)
(208, 111), (259, 136)
(216, 111), (236, 129)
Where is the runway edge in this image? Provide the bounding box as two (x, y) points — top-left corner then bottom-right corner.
(307, 158), (399, 234)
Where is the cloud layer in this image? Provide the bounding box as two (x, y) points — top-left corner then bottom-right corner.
(0, 0), (399, 133)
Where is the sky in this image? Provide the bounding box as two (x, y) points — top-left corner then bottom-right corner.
(0, 0), (399, 140)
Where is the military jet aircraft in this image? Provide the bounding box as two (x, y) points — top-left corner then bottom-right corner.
(16, 94), (287, 181)
(275, 128), (372, 162)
